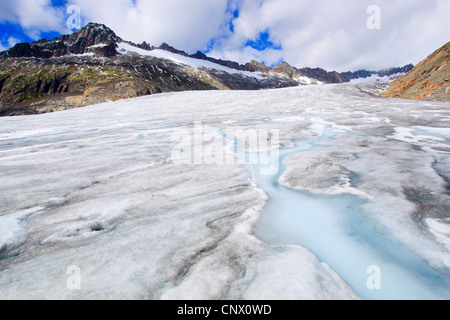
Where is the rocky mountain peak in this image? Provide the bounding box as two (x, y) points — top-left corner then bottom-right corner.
(0, 22), (427, 117)
(137, 41), (152, 51)
(0, 22), (120, 59)
(63, 22), (120, 56)
(382, 42), (449, 101)
(68, 23), (119, 45)
(244, 60), (270, 73)
(271, 61), (304, 79)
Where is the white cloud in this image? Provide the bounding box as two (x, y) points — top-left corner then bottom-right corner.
(0, 0), (66, 40)
(210, 0), (450, 71)
(0, 0), (448, 71)
(69, 0), (230, 53)
(0, 37), (22, 52)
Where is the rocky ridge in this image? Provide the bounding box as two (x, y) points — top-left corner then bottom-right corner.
(0, 22), (415, 116)
(382, 42), (449, 101)
(0, 23), (300, 116)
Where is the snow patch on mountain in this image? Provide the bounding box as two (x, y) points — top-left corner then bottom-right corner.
(117, 42), (267, 80)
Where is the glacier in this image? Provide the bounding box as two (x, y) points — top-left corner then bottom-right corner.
(0, 82), (449, 300)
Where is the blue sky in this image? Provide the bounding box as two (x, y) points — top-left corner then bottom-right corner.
(1, 0), (449, 71)
(0, 0), (68, 50)
(0, 0), (285, 65)
(0, 22), (61, 47)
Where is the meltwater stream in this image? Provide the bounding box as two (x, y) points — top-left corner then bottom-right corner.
(242, 125), (450, 300)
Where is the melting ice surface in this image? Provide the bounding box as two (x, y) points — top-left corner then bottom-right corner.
(0, 83), (449, 300)
(252, 125), (450, 300)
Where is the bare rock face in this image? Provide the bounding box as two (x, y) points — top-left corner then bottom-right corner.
(271, 61), (305, 79)
(382, 42), (449, 101)
(0, 23), (119, 59)
(190, 51), (245, 71)
(244, 61), (345, 84)
(3, 43), (33, 58)
(137, 41), (152, 51)
(0, 22), (422, 116)
(244, 60), (271, 73)
(85, 43), (117, 57)
(0, 53), (219, 116)
(0, 21), (300, 116)
(64, 23), (119, 56)
(339, 65), (414, 82)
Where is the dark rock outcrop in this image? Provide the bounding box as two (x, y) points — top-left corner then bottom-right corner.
(272, 62), (305, 80)
(158, 43), (189, 56)
(190, 51), (245, 71)
(340, 70), (373, 82)
(0, 22), (420, 116)
(85, 42), (117, 57)
(377, 64), (414, 77)
(301, 68), (343, 84)
(244, 60), (271, 73)
(1, 23), (119, 59)
(64, 23), (119, 56)
(137, 41), (153, 51)
(0, 53), (220, 116)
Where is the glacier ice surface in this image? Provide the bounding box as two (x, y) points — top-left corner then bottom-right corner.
(0, 83), (449, 299)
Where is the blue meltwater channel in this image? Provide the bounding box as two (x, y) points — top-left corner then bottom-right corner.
(231, 124), (450, 300)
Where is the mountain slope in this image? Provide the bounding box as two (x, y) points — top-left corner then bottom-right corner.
(0, 23), (299, 116)
(382, 42), (449, 101)
(0, 22), (415, 116)
(243, 60), (413, 85)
